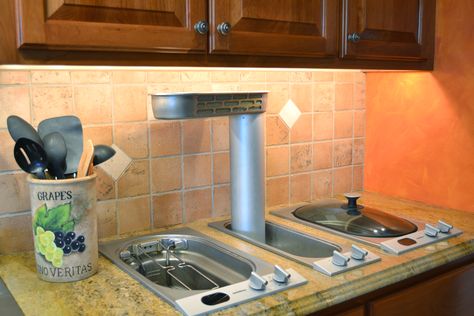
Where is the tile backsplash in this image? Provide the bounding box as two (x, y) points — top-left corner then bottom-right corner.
(0, 68), (365, 253)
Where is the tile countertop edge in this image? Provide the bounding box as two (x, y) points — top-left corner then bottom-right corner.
(226, 240), (474, 315)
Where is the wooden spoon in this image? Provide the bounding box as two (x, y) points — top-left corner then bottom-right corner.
(77, 139), (94, 178)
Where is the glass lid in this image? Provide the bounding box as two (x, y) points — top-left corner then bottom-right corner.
(293, 193), (417, 238)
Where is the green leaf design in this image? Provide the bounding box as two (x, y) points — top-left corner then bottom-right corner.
(61, 220), (75, 233)
(43, 203), (73, 232)
(33, 204), (48, 235)
(32, 203), (75, 233)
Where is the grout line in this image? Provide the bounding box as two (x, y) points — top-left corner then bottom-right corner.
(210, 118), (215, 217)
(0, 210), (31, 218)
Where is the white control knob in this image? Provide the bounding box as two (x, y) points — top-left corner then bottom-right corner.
(351, 245), (368, 260)
(438, 220), (453, 233)
(332, 250), (350, 266)
(248, 272), (268, 291)
(272, 265), (291, 284)
(425, 224), (440, 237)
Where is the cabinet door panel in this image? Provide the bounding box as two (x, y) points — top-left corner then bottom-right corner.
(210, 0), (338, 57)
(369, 263), (474, 316)
(342, 0), (435, 61)
(16, 0), (207, 53)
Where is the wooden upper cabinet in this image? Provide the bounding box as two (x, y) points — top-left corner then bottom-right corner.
(15, 0), (207, 53)
(341, 0), (435, 61)
(209, 0), (338, 57)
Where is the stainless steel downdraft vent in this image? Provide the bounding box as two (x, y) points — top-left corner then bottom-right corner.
(151, 92), (267, 119)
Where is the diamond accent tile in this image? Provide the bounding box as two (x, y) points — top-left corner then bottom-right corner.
(279, 99), (301, 128)
(98, 144), (132, 181)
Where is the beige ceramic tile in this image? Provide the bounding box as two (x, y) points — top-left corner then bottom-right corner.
(0, 214), (33, 253)
(118, 196), (151, 233)
(266, 146), (289, 177)
(0, 86), (30, 128)
(183, 119), (210, 154)
(0, 173), (30, 214)
(335, 72), (355, 82)
(210, 71), (241, 82)
(97, 144), (132, 181)
(95, 167), (115, 201)
(213, 185), (231, 217)
(354, 110), (366, 137)
(240, 71), (266, 82)
(289, 72), (312, 82)
(183, 189), (212, 223)
(290, 144), (312, 173)
(0, 130), (18, 171)
(266, 116), (289, 145)
(114, 123), (149, 159)
(113, 85), (147, 122)
(74, 85), (112, 124)
(147, 71), (181, 83)
(334, 111), (353, 139)
(150, 121), (181, 157)
(82, 126), (113, 146)
(112, 71), (146, 84)
(354, 81), (366, 109)
(313, 141), (333, 170)
(265, 71), (289, 82)
(31, 71), (70, 84)
(290, 113), (312, 143)
(183, 154), (211, 188)
(96, 200), (117, 239)
(290, 174), (312, 204)
(266, 177), (289, 208)
(0, 71), (29, 84)
(333, 167), (353, 194)
(313, 112), (333, 141)
(153, 192), (183, 228)
(212, 117), (229, 152)
(211, 83), (240, 92)
(266, 83), (289, 114)
(31, 86), (74, 125)
(117, 160), (150, 198)
(181, 72), (210, 82)
(353, 138), (365, 165)
(213, 152), (230, 184)
(71, 71), (110, 83)
(312, 72), (334, 82)
(312, 170), (333, 199)
(334, 139), (353, 167)
(353, 165), (364, 191)
(290, 83), (312, 112)
(151, 157), (182, 193)
(238, 83), (266, 92)
(335, 83), (354, 110)
(313, 83), (335, 112)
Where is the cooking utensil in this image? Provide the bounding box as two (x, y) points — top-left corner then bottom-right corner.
(42, 132), (67, 179)
(93, 145), (116, 166)
(14, 138), (48, 179)
(7, 115), (43, 146)
(77, 139), (94, 178)
(38, 116), (83, 175)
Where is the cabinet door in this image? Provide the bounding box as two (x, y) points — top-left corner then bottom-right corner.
(368, 263), (474, 316)
(209, 0), (338, 57)
(16, 0), (207, 53)
(341, 0), (435, 61)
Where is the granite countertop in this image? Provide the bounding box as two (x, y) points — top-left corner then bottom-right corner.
(1, 192), (474, 315)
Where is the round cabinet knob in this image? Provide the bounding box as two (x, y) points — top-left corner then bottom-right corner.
(347, 32), (361, 43)
(194, 20), (209, 35)
(217, 22), (231, 36)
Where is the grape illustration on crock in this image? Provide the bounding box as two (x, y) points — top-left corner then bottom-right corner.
(54, 231), (86, 256)
(35, 226), (64, 268)
(32, 203), (87, 267)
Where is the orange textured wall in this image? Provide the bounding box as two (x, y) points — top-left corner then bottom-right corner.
(365, 0), (474, 211)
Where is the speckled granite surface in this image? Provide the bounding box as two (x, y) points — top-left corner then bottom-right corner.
(1, 192), (474, 315)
